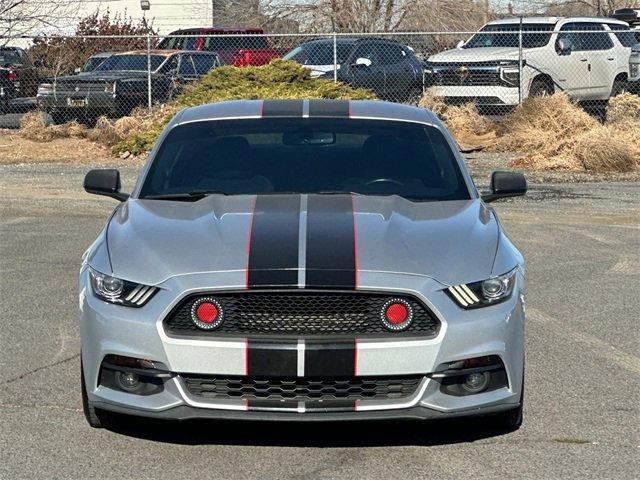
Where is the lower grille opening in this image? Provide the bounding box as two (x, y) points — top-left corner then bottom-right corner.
(182, 374), (424, 402)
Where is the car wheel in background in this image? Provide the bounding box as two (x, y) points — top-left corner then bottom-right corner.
(611, 78), (627, 97)
(529, 77), (553, 97)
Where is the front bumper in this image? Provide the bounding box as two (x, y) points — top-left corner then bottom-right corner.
(427, 85), (520, 106)
(80, 267), (525, 421)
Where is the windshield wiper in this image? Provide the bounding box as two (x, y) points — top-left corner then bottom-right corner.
(142, 190), (228, 201)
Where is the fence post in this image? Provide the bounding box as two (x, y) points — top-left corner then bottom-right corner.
(146, 32), (152, 112)
(518, 16), (523, 106)
(333, 30), (338, 83)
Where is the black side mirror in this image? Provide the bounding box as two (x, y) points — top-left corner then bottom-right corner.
(556, 38), (572, 56)
(481, 171), (527, 203)
(83, 169), (129, 201)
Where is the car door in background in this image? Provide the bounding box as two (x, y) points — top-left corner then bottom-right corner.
(554, 22), (591, 99)
(348, 42), (385, 97)
(579, 23), (617, 98)
(379, 42), (417, 101)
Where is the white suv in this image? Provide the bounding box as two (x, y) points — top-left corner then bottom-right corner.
(425, 17), (635, 107)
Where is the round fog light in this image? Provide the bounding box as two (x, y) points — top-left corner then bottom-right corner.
(115, 371), (140, 392)
(461, 371), (490, 393)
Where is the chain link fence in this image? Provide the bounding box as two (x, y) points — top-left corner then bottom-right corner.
(1, 24), (638, 125)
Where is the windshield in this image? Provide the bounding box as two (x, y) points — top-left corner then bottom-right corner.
(139, 118), (470, 201)
(463, 23), (555, 49)
(82, 56), (109, 72)
(0, 50), (23, 65)
(95, 55), (166, 72)
(284, 43), (353, 65)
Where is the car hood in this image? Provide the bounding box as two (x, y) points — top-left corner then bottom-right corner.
(104, 195), (498, 287)
(428, 47), (520, 63)
(50, 71), (153, 83)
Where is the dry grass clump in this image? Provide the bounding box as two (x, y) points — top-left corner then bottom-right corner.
(419, 92), (495, 151)
(572, 125), (639, 172)
(19, 111), (87, 142)
(606, 92), (640, 124)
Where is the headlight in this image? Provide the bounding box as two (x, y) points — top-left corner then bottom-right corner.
(499, 67), (519, 86)
(89, 267), (157, 307)
(446, 268), (517, 309)
(37, 83), (54, 95)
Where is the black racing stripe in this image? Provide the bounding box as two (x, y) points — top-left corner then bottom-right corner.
(262, 99), (303, 117)
(304, 339), (356, 377)
(308, 99), (350, 118)
(305, 195), (356, 289)
(248, 195), (300, 288)
(246, 339), (298, 377)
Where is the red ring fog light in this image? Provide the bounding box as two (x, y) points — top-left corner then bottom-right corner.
(190, 297), (224, 330)
(381, 298), (413, 331)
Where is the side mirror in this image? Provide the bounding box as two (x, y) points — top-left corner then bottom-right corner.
(556, 38), (572, 56)
(481, 171), (527, 203)
(456, 40), (465, 49)
(352, 57), (372, 68)
(83, 169), (129, 201)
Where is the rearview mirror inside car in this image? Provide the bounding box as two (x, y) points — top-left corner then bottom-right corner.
(83, 169), (129, 201)
(481, 171), (527, 203)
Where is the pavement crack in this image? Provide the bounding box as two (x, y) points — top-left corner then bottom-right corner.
(1, 353), (80, 385)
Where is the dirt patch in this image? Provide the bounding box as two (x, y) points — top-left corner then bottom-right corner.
(0, 128), (123, 165)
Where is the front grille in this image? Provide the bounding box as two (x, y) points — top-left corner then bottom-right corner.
(164, 291), (440, 337)
(433, 71), (500, 86)
(55, 82), (107, 93)
(182, 374), (424, 401)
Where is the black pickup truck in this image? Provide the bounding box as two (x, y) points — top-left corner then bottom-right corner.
(0, 47), (44, 113)
(36, 50), (221, 124)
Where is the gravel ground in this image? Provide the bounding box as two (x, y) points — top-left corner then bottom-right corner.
(0, 160), (639, 480)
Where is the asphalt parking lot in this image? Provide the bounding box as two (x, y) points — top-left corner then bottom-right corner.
(0, 162), (638, 479)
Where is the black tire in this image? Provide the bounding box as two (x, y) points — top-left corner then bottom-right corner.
(81, 360), (118, 429)
(529, 78), (553, 98)
(50, 111), (69, 125)
(492, 366), (524, 432)
(611, 79), (627, 97)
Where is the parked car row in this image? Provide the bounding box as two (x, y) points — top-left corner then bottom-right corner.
(2, 18), (639, 122)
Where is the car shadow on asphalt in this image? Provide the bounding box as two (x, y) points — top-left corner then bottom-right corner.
(105, 415), (514, 446)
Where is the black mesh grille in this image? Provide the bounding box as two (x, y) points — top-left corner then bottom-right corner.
(182, 375), (424, 401)
(433, 71), (500, 86)
(164, 291), (440, 337)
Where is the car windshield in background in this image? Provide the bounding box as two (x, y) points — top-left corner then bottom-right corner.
(0, 50), (23, 65)
(95, 55), (166, 72)
(463, 24), (555, 49)
(284, 43), (353, 65)
(204, 36), (269, 50)
(82, 56), (108, 72)
(140, 118), (470, 202)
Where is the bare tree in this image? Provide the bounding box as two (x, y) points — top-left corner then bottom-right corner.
(0, 0), (81, 39)
(522, 0), (639, 16)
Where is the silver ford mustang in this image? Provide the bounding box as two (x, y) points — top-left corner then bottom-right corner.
(80, 99), (527, 430)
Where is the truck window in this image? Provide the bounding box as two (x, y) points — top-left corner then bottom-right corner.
(559, 22), (613, 51)
(607, 24), (638, 47)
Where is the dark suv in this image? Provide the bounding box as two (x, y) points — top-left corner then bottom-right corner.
(283, 38), (425, 102)
(0, 47), (43, 113)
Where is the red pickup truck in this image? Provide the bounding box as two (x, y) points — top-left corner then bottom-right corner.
(157, 28), (281, 67)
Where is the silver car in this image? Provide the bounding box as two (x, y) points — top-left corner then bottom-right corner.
(80, 99), (527, 430)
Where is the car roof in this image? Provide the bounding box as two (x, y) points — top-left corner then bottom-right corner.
(167, 27), (264, 34)
(112, 49), (216, 56)
(488, 16), (629, 26)
(299, 37), (404, 46)
(177, 99), (440, 126)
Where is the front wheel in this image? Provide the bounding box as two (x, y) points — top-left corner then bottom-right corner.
(611, 79), (627, 97)
(81, 360), (118, 429)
